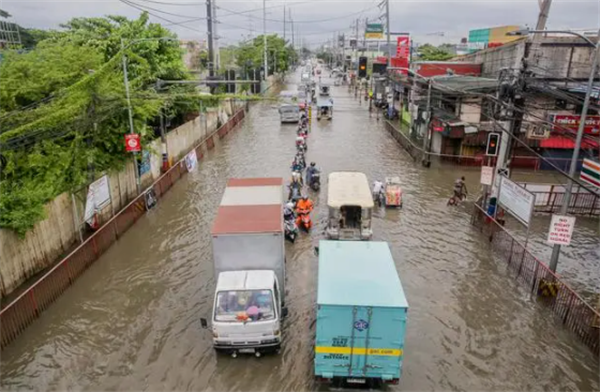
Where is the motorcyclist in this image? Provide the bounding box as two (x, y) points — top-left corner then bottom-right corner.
(453, 176), (467, 200)
(306, 162), (320, 185)
(296, 195), (314, 214)
(283, 201), (296, 221)
(291, 155), (305, 172)
(288, 176), (303, 200)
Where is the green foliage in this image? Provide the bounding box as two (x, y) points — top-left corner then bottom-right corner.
(234, 35), (297, 75)
(0, 13), (194, 235)
(417, 43), (454, 61)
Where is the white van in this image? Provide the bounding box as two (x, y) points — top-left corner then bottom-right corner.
(279, 103), (300, 123)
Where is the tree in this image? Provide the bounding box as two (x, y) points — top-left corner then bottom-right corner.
(0, 13), (193, 235)
(417, 43), (454, 61)
(234, 35), (297, 76)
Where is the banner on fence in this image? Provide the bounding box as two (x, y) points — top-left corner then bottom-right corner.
(138, 150), (151, 176)
(547, 214), (575, 246)
(498, 175), (535, 226)
(581, 158), (600, 189)
(84, 175), (111, 224)
(185, 149), (198, 172)
(145, 188), (158, 211)
(480, 166), (493, 185)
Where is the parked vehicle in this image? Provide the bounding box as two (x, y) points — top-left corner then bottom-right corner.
(326, 172), (374, 240)
(202, 177), (287, 357)
(383, 177), (403, 208)
(314, 240), (409, 387)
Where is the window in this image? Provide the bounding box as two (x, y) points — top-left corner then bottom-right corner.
(215, 290), (275, 322)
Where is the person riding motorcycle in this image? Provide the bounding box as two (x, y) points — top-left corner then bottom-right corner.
(295, 195), (314, 219)
(453, 176), (467, 200)
(291, 157), (304, 173)
(306, 162), (320, 185)
(283, 201), (296, 221)
(288, 176), (303, 201)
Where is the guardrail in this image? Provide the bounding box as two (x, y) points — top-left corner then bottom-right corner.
(518, 183), (600, 216)
(0, 107), (247, 350)
(471, 204), (600, 356)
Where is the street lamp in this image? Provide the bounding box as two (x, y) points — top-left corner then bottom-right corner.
(120, 37), (177, 194)
(508, 29), (600, 272)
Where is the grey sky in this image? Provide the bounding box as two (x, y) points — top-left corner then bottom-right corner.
(2, 0), (599, 47)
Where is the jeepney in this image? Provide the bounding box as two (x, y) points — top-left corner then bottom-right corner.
(325, 172), (374, 240)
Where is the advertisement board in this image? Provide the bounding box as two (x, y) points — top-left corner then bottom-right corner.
(581, 158), (600, 188)
(365, 23), (383, 39)
(498, 176), (535, 226)
(552, 114), (600, 135)
(84, 175), (111, 224)
(396, 36), (410, 59)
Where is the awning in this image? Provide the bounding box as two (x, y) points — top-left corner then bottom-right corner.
(539, 135), (599, 149)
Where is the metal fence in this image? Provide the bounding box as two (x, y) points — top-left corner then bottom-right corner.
(0, 107), (247, 350)
(518, 183), (600, 216)
(471, 204), (600, 356)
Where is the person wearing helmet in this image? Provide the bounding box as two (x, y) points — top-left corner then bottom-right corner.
(306, 161), (319, 185)
(296, 194), (314, 214)
(283, 201), (295, 221)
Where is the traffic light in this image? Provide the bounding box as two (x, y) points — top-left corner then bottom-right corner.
(358, 56), (368, 78)
(486, 132), (500, 156)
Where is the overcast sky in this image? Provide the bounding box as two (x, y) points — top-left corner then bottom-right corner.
(2, 0), (599, 47)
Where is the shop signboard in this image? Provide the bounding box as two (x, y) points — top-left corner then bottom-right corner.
(365, 23), (384, 39)
(552, 114), (600, 135)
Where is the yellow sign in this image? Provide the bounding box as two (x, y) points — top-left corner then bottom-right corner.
(365, 32), (383, 39)
(315, 346), (403, 357)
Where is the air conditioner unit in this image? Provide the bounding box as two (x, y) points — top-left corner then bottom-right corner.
(526, 123), (550, 139)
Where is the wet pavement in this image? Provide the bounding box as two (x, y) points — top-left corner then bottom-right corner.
(1, 71), (598, 392)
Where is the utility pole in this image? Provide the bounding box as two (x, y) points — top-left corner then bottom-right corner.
(385, 0), (391, 68)
(421, 80), (432, 166)
(290, 10), (294, 53)
(549, 30), (600, 272)
(363, 18), (368, 57)
(212, 0), (219, 71)
(263, 0), (267, 82)
(283, 5), (286, 43)
(206, 0), (215, 78)
(120, 38), (142, 194)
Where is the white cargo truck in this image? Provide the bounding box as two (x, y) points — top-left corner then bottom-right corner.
(201, 178), (287, 358)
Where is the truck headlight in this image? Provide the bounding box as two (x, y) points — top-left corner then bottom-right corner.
(274, 329), (280, 336)
(212, 332), (219, 338)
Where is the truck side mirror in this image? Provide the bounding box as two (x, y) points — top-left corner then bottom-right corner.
(200, 318), (209, 329)
(282, 307), (289, 318)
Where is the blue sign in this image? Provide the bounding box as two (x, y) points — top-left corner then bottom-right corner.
(354, 319), (369, 332)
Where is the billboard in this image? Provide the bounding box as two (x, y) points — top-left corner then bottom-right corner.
(396, 36), (410, 59)
(552, 114), (600, 135)
(365, 23), (384, 39)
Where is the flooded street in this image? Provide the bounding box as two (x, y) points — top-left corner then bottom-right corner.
(1, 72), (598, 392)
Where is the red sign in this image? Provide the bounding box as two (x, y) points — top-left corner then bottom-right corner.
(125, 134), (141, 152)
(396, 36), (410, 59)
(390, 57), (409, 74)
(553, 114), (600, 135)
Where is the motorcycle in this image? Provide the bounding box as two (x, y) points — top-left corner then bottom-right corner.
(289, 184), (302, 203)
(373, 190), (385, 207)
(296, 209), (312, 232)
(384, 107), (399, 120)
(296, 142), (307, 153)
(309, 172), (321, 191)
(284, 217), (298, 243)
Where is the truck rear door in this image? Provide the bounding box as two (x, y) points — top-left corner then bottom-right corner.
(360, 306), (407, 380)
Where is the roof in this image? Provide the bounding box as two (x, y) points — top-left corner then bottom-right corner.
(430, 75), (498, 92)
(317, 241), (408, 308)
(316, 97), (333, 107)
(327, 172), (374, 208)
(216, 270), (275, 291)
(539, 135), (599, 149)
(211, 178), (283, 235)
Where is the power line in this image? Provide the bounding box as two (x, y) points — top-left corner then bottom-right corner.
(119, 0), (204, 33)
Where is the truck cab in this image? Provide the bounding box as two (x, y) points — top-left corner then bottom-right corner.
(209, 270), (285, 357)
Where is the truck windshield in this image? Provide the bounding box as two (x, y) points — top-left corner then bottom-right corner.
(215, 289), (275, 322)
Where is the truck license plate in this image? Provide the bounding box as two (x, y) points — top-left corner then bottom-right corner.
(347, 378), (366, 384)
(239, 348), (255, 354)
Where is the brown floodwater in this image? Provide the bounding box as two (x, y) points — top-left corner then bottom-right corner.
(1, 71), (598, 392)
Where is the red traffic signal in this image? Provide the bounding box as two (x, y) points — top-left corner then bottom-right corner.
(486, 132), (500, 156)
